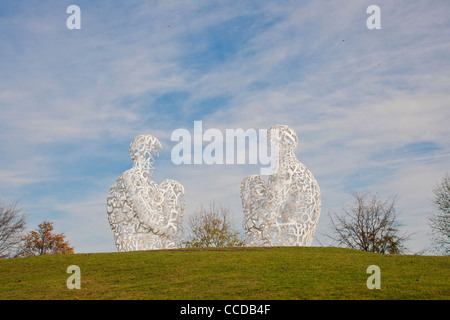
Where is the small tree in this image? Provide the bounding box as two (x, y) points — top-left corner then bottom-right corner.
(183, 203), (247, 248)
(428, 173), (450, 255)
(20, 221), (74, 256)
(0, 201), (27, 259)
(327, 192), (410, 254)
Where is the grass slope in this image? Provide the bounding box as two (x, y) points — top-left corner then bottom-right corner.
(0, 247), (449, 300)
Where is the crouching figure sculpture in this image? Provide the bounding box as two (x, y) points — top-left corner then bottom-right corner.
(241, 125), (321, 247)
(106, 135), (185, 251)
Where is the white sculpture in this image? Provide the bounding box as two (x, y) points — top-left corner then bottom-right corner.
(106, 135), (185, 251)
(241, 125), (321, 247)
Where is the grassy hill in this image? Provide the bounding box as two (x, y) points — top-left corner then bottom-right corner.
(0, 247), (448, 300)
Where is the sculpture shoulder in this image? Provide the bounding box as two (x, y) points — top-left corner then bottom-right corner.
(108, 169), (134, 189)
(290, 160), (317, 178)
(161, 178), (182, 185)
(108, 168), (156, 198)
(242, 174), (265, 186)
(160, 179), (185, 192)
(291, 161), (321, 192)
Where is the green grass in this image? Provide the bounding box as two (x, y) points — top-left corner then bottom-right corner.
(0, 247), (448, 300)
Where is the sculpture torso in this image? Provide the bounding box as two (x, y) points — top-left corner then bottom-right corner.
(241, 125), (321, 247)
(106, 135), (185, 251)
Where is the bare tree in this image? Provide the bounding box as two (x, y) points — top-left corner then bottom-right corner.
(327, 192), (410, 254)
(0, 201), (27, 259)
(183, 203), (247, 248)
(428, 173), (450, 255)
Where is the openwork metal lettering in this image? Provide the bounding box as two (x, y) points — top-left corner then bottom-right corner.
(241, 125), (321, 247)
(106, 135), (185, 251)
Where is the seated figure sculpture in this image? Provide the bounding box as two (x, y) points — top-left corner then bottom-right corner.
(241, 125), (321, 247)
(106, 135), (185, 251)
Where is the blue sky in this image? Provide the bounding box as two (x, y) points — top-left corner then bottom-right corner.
(0, 0), (449, 254)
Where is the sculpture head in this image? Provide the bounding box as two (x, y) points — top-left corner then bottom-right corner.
(268, 125), (298, 152)
(129, 135), (163, 165)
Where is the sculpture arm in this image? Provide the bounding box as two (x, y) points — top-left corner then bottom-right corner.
(159, 179), (186, 238)
(121, 170), (164, 233)
(241, 175), (267, 230)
